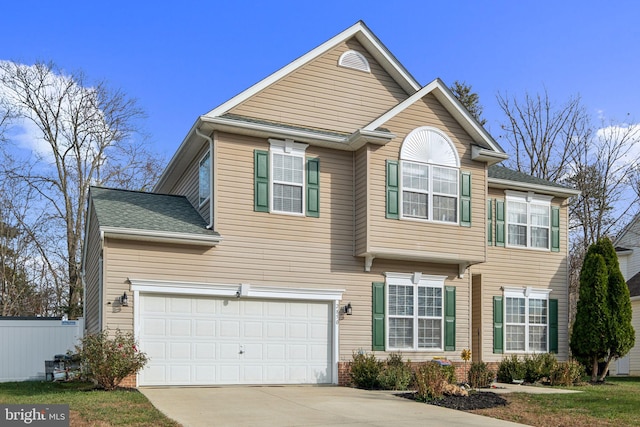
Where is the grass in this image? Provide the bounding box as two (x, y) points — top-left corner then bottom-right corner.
(0, 381), (179, 426)
(472, 376), (640, 427)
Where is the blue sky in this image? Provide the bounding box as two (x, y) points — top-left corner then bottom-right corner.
(2, 0), (639, 159)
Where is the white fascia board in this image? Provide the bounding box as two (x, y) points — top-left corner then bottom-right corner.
(205, 21), (420, 119)
(101, 227), (222, 246)
(200, 116), (395, 151)
(472, 146), (509, 165)
(489, 178), (581, 198)
(154, 122), (199, 192)
(200, 115), (346, 145)
(363, 79), (504, 154)
(129, 278), (345, 301)
(614, 212), (640, 246)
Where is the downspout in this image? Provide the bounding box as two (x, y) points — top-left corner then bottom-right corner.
(195, 128), (214, 229)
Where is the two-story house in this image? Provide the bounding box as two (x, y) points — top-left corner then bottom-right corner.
(82, 21), (579, 387)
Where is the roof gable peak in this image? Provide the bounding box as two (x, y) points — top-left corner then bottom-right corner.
(205, 21), (420, 119)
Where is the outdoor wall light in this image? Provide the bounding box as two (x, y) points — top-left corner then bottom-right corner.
(119, 292), (128, 307)
(344, 303), (352, 315)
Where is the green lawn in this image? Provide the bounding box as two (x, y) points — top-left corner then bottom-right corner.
(0, 381), (179, 426)
(474, 376), (640, 426)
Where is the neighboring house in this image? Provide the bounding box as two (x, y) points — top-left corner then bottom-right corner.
(611, 213), (640, 376)
(81, 21), (579, 387)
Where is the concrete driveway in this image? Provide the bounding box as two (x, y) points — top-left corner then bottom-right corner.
(141, 386), (527, 427)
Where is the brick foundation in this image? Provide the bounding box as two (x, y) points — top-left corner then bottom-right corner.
(118, 374), (137, 389)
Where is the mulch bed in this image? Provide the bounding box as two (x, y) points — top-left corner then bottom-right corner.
(398, 391), (508, 411)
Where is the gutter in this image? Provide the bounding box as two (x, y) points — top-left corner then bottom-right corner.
(488, 177), (581, 198)
(195, 127), (214, 229)
(101, 226), (222, 246)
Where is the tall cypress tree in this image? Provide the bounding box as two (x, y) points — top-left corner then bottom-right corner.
(570, 237), (635, 381)
(570, 249), (609, 381)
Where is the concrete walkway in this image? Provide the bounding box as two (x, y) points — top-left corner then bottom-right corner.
(141, 385), (531, 427)
(484, 382), (582, 395)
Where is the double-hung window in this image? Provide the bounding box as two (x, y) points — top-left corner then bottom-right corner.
(506, 191), (552, 250)
(504, 287), (551, 352)
(254, 139), (319, 217)
(198, 151), (211, 206)
(387, 274), (446, 350)
(399, 127), (460, 224)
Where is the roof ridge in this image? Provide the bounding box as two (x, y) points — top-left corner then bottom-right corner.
(90, 186), (187, 199)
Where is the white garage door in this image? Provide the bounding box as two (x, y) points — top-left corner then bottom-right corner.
(138, 294), (332, 386)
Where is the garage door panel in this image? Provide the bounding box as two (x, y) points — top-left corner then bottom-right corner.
(139, 294), (332, 386)
(169, 319), (191, 336)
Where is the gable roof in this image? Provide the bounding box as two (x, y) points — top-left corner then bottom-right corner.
(627, 271), (640, 298)
(90, 187), (221, 245)
(364, 77), (504, 154)
(205, 21), (420, 119)
(156, 20), (507, 192)
(615, 211), (640, 247)
(488, 165), (580, 198)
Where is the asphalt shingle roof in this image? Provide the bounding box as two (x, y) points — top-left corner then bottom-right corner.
(90, 187), (218, 237)
(628, 272), (640, 298)
(488, 165), (574, 190)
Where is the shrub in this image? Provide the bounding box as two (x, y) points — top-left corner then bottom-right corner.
(414, 362), (453, 401)
(75, 329), (148, 390)
(497, 354), (526, 383)
(468, 362), (495, 388)
(377, 353), (413, 390)
(350, 351), (383, 389)
(550, 360), (585, 386)
(523, 353), (558, 383)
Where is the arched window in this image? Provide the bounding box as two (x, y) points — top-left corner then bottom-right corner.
(400, 127), (460, 223)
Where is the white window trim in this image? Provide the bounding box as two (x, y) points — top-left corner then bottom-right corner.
(503, 286), (552, 353)
(385, 272), (447, 352)
(268, 139), (308, 216)
(505, 190), (553, 251)
(198, 150), (211, 207)
(399, 162), (459, 224)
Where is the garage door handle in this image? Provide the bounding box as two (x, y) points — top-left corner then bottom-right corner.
(239, 346), (244, 355)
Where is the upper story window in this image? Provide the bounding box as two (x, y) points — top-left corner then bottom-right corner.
(254, 139), (320, 217)
(199, 151), (211, 206)
(400, 127), (460, 223)
(506, 191), (552, 250)
(270, 140), (308, 215)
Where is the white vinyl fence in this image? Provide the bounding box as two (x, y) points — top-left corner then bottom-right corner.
(0, 317), (84, 382)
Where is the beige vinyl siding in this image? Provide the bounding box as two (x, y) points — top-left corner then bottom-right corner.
(229, 38), (410, 133)
(471, 188), (571, 362)
(102, 237), (471, 363)
(364, 94), (486, 261)
(354, 146), (368, 256)
(83, 205), (102, 334)
(166, 142), (210, 220)
(101, 131), (472, 362)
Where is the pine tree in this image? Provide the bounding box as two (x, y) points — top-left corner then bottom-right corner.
(450, 80), (487, 126)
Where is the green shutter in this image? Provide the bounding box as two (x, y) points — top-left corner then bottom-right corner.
(306, 157), (320, 217)
(460, 171), (471, 227)
(495, 200), (505, 247)
(549, 299), (558, 353)
(487, 198), (493, 246)
(493, 296), (504, 353)
(551, 206), (560, 252)
(372, 282), (385, 351)
(386, 160), (399, 219)
(254, 150), (269, 212)
(444, 286), (456, 351)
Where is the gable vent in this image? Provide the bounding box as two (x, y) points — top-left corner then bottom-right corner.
(338, 50), (370, 73)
